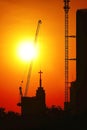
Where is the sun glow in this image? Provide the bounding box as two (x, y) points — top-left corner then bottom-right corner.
(17, 40), (38, 61)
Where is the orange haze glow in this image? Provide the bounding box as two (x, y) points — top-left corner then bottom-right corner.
(0, 0), (87, 113)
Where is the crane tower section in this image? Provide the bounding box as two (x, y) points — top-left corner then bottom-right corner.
(63, 0), (70, 110)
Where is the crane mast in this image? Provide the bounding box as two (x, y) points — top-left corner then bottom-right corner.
(64, 0), (70, 110)
(24, 20), (42, 97)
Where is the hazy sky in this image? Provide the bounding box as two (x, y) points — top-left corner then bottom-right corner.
(0, 0), (87, 113)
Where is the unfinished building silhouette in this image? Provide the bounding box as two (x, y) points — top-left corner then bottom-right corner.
(18, 70), (46, 117)
(70, 9), (87, 114)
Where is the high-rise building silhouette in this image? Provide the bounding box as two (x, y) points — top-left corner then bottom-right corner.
(70, 9), (87, 114)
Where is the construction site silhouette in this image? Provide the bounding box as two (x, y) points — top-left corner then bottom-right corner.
(1, 5), (87, 130)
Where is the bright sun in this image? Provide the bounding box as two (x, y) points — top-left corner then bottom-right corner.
(17, 41), (37, 61)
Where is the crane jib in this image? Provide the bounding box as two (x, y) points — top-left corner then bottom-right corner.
(24, 20), (42, 97)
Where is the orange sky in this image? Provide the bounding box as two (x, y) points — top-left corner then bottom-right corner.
(0, 0), (87, 113)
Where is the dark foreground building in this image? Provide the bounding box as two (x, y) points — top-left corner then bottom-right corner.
(70, 9), (87, 114)
(18, 70), (46, 117)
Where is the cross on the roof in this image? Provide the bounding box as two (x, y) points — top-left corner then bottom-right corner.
(38, 70), (43, 79)
(38, 70), (43, 87)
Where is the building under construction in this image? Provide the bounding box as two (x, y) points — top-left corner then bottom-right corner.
(18, 70), (46, 117)
(70, 9), (87, 114)
(17, 20), (47, 117)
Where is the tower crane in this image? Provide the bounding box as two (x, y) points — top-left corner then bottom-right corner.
(63, 0), (70, 110)
(19, 20), (42, 98)
(63, 0), (76, 111)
